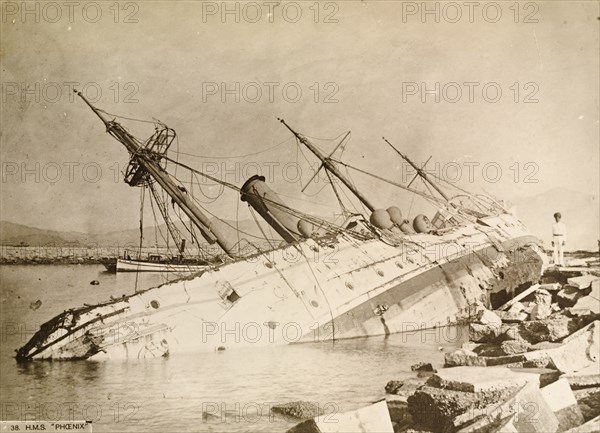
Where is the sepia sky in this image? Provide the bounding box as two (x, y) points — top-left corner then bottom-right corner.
(1, 1), (598, 243)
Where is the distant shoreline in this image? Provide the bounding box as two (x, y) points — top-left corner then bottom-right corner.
(0, 245), (207, 265)
(0, 245), (597, 265)
(0, 256), (107, 265)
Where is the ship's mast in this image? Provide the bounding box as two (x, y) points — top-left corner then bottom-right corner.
(382, 137), (450, 202)
(278, 118), (376, 212)
(75, 90), (237, 257)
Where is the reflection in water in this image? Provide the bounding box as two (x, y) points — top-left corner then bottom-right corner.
(16, 359), (105, 385)
(1, 265), (467, 432)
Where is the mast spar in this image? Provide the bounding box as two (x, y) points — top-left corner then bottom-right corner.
(278, 118), (376, 212)
(75, 89), (237, 258)
(382, 136), (450, 202)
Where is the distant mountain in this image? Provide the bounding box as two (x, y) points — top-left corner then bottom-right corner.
(510, 187), (599, 252)
(0, 219), (274, 249)
(0, 222), (95, 246)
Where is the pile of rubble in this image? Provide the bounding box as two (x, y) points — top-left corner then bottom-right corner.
(285, 268), (599, 433)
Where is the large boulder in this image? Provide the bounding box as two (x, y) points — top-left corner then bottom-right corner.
(571, 279), (600, 316)
(385, 396), (413, 432)
(564, 415), (600, 432)
(530, 289), (553, 320)
(475, 309), (503, 327)
(444, 347), (535, 368)
(573, 389), (600, 421)
(410, 368), (559, 432)
(500, 339), (532, 355)
(563, 364), (600, 389)
(542, 268), (583, 286)
(469, 323), (502, 343)
(567, 275), (598, 290)
(444, 348), (485, 367)
(385, 380), (403, 394)
(272, 401), (325, 419)
(539, 283), (562, 292)
(474, 343), (512, 357)
(558, 285), (585, 308)
(385, 376), (429, 400)
(516, 315), (572, 344)
(540, 378), (585, 431)
(286, 400), (394, 433)
(458, 382), (559, 433)
(425, 366), (547, 393)
(530, 303), (553, 321)
(504, 302), (529, 323)
(407, 386), (486, 432)
(523, 321), (599, 374)
(411, 362), (435, 372)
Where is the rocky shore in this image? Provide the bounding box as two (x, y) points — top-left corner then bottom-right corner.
(0, 246), (118, 265)
(0, 245), (193, 265)
(282, 260), (600, 433)
(0, 255), (109, 265)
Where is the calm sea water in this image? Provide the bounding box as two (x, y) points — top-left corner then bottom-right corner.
(0, 265), (467, 432)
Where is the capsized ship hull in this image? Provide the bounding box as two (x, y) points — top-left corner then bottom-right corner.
(16, 213), (544, 361)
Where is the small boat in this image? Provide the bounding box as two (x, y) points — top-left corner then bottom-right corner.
(117, 253), (209, 273)
(100, 257), (117, 273)
(102, 251), (210, 273)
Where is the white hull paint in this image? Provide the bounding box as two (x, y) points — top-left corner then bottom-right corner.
(17, 214), (544, 361)
(116, 259), (208, 273)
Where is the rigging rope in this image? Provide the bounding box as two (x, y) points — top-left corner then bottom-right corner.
(331, 158), (448, 206)
(138, 186), (145, 257)
(97, 108), (159, 125)
(134, 186), (146, 292)
(248, 206), (276, 250)
(325, 170), (348, 217)
(169, 136), (293, 160)
(147, 186), (165, 254)
(236, 198), (241, 256)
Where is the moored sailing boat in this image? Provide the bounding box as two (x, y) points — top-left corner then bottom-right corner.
(16, 91), (545, 361)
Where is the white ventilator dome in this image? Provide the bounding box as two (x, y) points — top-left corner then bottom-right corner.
(297, 219), (324, 238)
(370, 209), (394, 230)
(413, 214), (431, 233)
(387, 206), (404, 226)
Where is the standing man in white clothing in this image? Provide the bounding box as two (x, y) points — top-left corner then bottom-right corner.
(552, 212), (567, 266)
